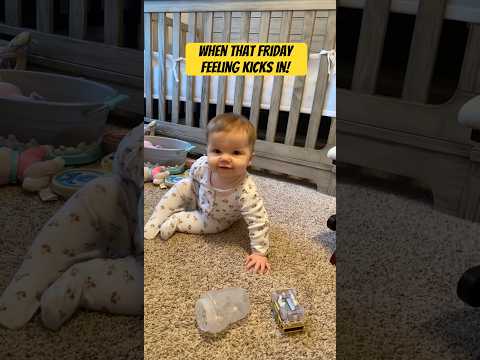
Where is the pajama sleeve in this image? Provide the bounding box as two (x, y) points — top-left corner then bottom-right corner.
(189, 156), (208, 183)
(239, 178), (270, 255)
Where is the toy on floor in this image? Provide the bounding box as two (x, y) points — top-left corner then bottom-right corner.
(164, 171), (189, 187)
(143, 158), (194, 185)
(271, 289), (305, 333)
(0, 145), (64, 192)
(144, 165), (169, 184)
(51, 168), (108, 198)
(195, 288), (250, 334)
(457, 265), (480, 307)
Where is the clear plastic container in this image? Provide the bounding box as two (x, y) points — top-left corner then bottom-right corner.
(195, 288), (250, 334)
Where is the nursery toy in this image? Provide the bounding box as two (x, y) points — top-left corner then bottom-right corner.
(144, 120), (157, 136)
(0, 31), (31, 70)
(165, 170), (190, 187)
(271, 289), (305, 333)
(0, 145), (64, 192)
(144, 140), (163, 149)
(51, 169), (108, 198)
(144, 165), (168, 184)
(101, 153), (115, 172)
(195, 287), (250, 334)
(49, 142), (103, 166)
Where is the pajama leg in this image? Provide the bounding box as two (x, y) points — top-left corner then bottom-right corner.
(0, 176), (135, 329)
(159, 210), (232, 240)
(40, 256), (143, 330)
(144, 178), (196, 240)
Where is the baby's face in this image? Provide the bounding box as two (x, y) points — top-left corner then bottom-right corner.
(207, 130), (253, 180)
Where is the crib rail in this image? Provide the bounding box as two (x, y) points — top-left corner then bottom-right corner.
(2, 0), (138, 47)
(349, 0), (480, 103)
(144, 1), (336, 190)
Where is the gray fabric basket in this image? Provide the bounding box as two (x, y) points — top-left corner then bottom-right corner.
(0, 70), (128, 146)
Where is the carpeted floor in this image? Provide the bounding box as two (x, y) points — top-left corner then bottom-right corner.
(0, 186), (143, 360)
(337, 173), (480, 360)
(144, 174), (337, 360)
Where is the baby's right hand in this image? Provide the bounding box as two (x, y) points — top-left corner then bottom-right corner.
(245, 253), (271, 274)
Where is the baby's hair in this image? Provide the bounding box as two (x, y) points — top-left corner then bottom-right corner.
(206, 113), (257, 151)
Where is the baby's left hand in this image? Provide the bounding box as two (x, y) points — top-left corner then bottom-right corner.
(245, 253), (271, 274)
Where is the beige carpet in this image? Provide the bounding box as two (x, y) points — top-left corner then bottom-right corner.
(0, 186), (143, 360)
(144, 174), (336, 360)
(337, 172), (480, 360)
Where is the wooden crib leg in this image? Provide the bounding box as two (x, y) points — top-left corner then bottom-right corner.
(327, 165), (336, 196)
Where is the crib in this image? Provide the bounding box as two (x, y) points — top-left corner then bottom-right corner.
(144, 0), (337, 194)
(338, 0), (480, 222)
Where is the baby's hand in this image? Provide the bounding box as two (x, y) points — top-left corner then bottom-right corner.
(245, 253), (271, 274)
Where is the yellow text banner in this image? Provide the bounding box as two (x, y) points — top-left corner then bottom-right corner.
(185, 42), (307, 76)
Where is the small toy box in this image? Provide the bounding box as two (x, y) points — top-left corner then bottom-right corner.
(271, 289), (305, 333)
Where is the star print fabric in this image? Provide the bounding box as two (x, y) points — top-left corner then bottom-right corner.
(144, 156), (269, 255)
(0, 124), (144, 330)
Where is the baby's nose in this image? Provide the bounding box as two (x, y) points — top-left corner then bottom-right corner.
(219, 154), (231, 162)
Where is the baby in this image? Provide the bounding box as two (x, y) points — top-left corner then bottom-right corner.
(144, 113), (271, 274)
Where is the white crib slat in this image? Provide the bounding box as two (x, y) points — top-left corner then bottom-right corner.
(186, 13), (197, 127)
(172, 12), (182, 124)
(104, 0), (124, 46)
(250, 11), (271, 128)
(351, 0), (391, 93)
(5, 0), (21, 26)
(266, 11), (292, 142)
(37, 0), (54, 33)
(233, 12), (251, 115)
(327, 118), (336, 145)
(157, 13), (167, 123)
(69, 0), (88, 39)
(305, 10), (336, 149)
(216, 11), (232, 116)
(144, 13), (154, 119)
(459, 24), (480, 93)
(200, 12), (213, 128)
(402, 0), (448, 102)
(284, 10), (315, 146)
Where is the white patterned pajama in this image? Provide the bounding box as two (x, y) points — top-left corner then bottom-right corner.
(144, 156), (270, 255)
(0, 124), (144, 330)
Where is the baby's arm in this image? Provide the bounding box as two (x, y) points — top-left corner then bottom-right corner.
(239, 179), (271, 273)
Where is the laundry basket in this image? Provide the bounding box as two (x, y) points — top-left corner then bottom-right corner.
(144, 135), (194, 167)
(0, 70), (128, 147)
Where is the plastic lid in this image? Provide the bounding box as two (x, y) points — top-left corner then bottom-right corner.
(195, 297), (222, 333)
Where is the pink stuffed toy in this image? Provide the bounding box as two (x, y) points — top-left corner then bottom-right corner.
(144, 165), (169, 184)
(0, 145), (64, 191)
(0, 81), (45, 100)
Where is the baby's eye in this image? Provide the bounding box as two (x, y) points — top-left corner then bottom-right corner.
(233, 150), (242, 155)
(212, 149), (221, 154)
